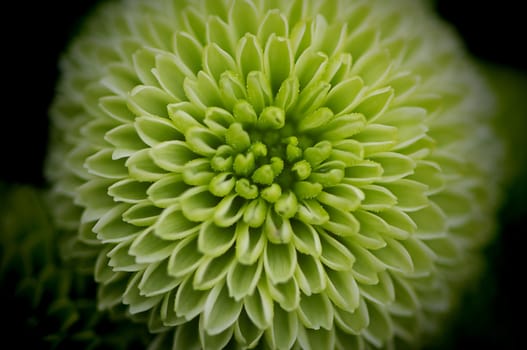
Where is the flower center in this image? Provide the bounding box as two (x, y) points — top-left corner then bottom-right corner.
(205, 100), (345, 222)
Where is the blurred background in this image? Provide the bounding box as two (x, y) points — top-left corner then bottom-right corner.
(1, 0), (526, 348)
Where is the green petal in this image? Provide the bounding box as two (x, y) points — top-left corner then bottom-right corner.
(377, 207), (417, 239)
(353, 124), (398, 156)
(122, 272), (163, 314)
(180, 186), (220, 222)
(291, 220), (322, 257)
(317, 184), (364, 212)
(409, 202), (447, 239)
(369, 152), (416, 182)
(99, 95), (135, 123)
(203, 43), (236, 82)
(408, 161), (445, 195)
(193, 249), (234, 290)
(199, 318), (234, 350)
(258, 9), (288, 42)
(343, 160), (383, 186)
(267, 277), (300, 312)
(264, 242), (297, 284)
(155, 204), (201, 240)
(372, 237), (414, 274)
(298, 293), (333, 330)
(295, 199), (329, 225)
(236, 33), (263, 79)
(108, 178), (150, 203)
(206, 15), (235, 55)
(153, 53), (190, 101)
(319, 113), (366, 140)
(401, 237), (435, 276)
(326, 269), (360, 311)
(360, 185), (398, 212)
(184, 71), (223, 109)
(389, 274), (419, 316)
(362, 300), (393, 348)
(266, 305), (297, 350)
(167, 235), (202, 277)
(93, 203), (141, 243)
(246, 70), (273, 114)
(203, 283), (243, 335)
(108, 240), (142, 272)
(383, 179), (428, 211)
(264, 34), (293, 94)
(324, 77), (364, 114)
(123, 201), (162, 226)
(127, 148), (167, 181)
(234, 310), (264, 348)
(182, 158), (215, 186)
(214, 194), (247, 227)
(198, 221), (236, 257)
(347, 244), (384, 285)
(334, 297), (370, 334)
(243, 198), (268, 228)
(235, 223), (266, 265)
(321, 206), (360, 237)
(219, 72), (247, 110)
(128, 85), (173, 118)
(229, 0), (259, 37)
(297, 327), (336, 350)
(227, 260), (263, 301)
(204, 106), (236, 134)
(173, 31), (203, 74)
(85, 148), (127, 179)
(354, 87), (394, 121)
(359, 270), (395, 305)
(160, 291), (186, 326)
(244, 284), (274, 329)
(351, 49), (392, 87)
(104, 123), (145, 158)
(97, 272), (127, 309)
(150, 140), (197, 172)
(147, 174), (190, 208)
(274, 76), (299, 112)
(174, 319), (201, 350)
(319, 230), (355, 270)
(167, 106), (204, 134)
(138, 259), (181, 297)
(175, 275), (209, 320)
(135, 115), (183, 147)
(130, 228), (177, 264)
(295, 253), (327, 295)
(132, 47), (158, 86)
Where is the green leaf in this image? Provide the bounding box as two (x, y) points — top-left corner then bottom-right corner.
(203, 283), (243, 335)
(264, 242), (296, 284)
(298, 293), (333, 330)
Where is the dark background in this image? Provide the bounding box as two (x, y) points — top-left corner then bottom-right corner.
(1, 1), (526, 348)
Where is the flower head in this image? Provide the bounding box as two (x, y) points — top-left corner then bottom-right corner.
(46, 0), (504, 348)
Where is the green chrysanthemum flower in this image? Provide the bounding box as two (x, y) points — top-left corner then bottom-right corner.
(0, 186), (153, 349)
(46, 0), (504, 348)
